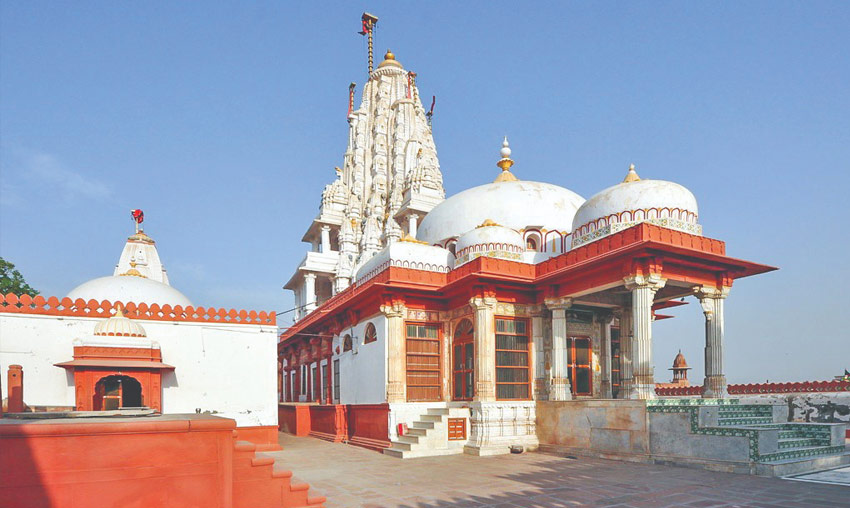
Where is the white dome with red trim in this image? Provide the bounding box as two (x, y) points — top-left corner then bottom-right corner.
(571, 165), (701, 248)
(454, 221), (525, 266)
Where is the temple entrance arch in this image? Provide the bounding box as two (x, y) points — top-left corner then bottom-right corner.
(452, 319), (474, 401)
(94, 375), (143, 410)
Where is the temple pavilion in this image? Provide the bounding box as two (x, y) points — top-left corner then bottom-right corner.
(277, 44), (788, 458)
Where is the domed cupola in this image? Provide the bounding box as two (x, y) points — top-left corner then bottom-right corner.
(417, 139), (585, 248)
(66, 213), (194, 307)
(454, 220), (525, 266)
(571, 165), (701, 248)
(93, 305), (147, 337)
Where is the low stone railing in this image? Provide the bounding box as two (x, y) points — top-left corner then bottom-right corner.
(655, 380), (850, 397)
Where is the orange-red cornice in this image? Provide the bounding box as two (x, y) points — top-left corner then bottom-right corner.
(279, 223), (777, 351)
(0, 293), (275, 326)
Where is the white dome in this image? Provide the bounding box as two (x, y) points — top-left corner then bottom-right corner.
(571, 171), (700, 248)
(455, 223), (525, 266)
(418, 180), (585, 245)
(67, 275), (193, 308)
(355, 239), (453, 283)
(93, 309), (147, 337)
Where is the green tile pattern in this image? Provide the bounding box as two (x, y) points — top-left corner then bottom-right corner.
(648, 400), (842, 463)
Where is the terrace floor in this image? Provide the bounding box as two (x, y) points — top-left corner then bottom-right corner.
(265, 434), (849, 507)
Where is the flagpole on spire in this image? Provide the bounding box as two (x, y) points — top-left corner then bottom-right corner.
(359, 12), (379, 74)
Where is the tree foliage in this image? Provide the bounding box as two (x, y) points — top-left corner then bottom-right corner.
(0, 257), (39, 297)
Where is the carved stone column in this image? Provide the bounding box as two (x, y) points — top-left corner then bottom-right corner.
(614, 307), (632, 399)
(544, 297), (573, 401)
(408, 213), (419, 238)
(624, 274), (666, 399)
(531, 307), (546, 400)
(470, 296), (497, 402)
(599, 311), (615, 399)
(381, 300), (407, 403)
(320, 225), (331, 253)
(696, 286), (731, 398)
(304, 273), (317, 314)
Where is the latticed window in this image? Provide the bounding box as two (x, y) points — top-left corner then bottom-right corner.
(495, 317), (530, 400)
(406, 323), (441, 402)
(342, 334), (352, 352)
(333, 359), (340, 403)
(452, 319), (474, 401)
(363, 323), (377, 344)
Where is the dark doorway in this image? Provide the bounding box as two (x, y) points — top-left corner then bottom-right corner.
(94, 375), (143, 410)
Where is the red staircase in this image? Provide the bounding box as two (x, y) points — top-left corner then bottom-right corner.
(233, 438), (325, 508)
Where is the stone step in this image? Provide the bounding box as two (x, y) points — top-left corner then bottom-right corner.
(388, 441), (412, 451)
(382, 447), (465, 459)
(718, 417), (774, 426)
(397, 435), (420, 445)
(427, 407), (450, 416)
(407, 427), (428, 436)
(778, 437), (830, 450)
(420, 414), (444, 422)
(411, 421), (435, 430)
(756, 450), (850, 477)
(758, 445), (846, 463)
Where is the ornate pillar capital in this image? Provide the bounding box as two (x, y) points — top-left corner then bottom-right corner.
(544, 297), (573, 311)
(623, 273), (667, 293)
(694, 286), (730, 319)
(597, 310), (616, 325)
(380, 300), (406, 318)
(469, 296), (497, 311)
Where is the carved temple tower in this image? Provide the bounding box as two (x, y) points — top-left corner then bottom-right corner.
(285, 48), (445, 320)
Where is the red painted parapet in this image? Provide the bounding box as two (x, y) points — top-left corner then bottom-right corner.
(308, 405), (348, 443)
(279, 404), (311, 437)
(655, 385), (702, 396)
(7, 365), (24, 413)
(0, 293), (275, 326)
(728, 380), (850, 394)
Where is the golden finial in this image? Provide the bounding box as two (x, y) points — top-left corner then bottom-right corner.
(477, 219), (501, 228)
(115, 303), (126, 317)
(378, 49), (403, 69)
(494, 137), (518, 183)
(623, 163), (641, 183)
(399, 233), (428, 245)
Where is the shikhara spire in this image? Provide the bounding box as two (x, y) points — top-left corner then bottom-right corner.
(286, 18), (445, 318)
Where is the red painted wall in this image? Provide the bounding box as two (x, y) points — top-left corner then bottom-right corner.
(0, 415), (235, 508)
(347, 404), (390, 451)
(308, 405), (347, 442)
(278, 404), (311, 436)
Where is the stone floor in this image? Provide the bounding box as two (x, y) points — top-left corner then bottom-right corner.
(787, 465), (850, 486)
(266, 434), (848, 507)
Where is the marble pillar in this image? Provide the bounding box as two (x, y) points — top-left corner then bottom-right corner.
(544, 297), (573, 401)
(470, 296), (497, 402)
(304, 273), (317, 314)
(624, 274), (666, 399)
(408, 213), (419, 238)
(381, 301), (407, 403)
(320, 225), (331, 253)
(696, 286), (731, 398)
(616, 307), (633, 399)
(599, 312), (615, 399)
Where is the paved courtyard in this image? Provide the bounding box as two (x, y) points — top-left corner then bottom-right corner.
(266, 434), (848, 507)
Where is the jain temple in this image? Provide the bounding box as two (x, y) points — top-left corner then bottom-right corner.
(1, 13), (848, 508)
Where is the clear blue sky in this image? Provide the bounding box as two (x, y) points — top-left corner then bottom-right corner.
(2, 3), (848, 383)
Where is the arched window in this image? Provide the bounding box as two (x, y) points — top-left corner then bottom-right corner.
(363, 323), (377, 344)
(342, 334), (352, 352)
(526, 236), (538, 251)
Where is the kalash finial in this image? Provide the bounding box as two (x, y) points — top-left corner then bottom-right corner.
(622, 163), (641, 183)
(378, 48), (403, 69)
(494, 137), (518, 183)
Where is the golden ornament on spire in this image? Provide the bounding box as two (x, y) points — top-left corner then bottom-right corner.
(623, 163), (641, 183)
(378, 49), (403, 69)
(494, 137), (518, 183)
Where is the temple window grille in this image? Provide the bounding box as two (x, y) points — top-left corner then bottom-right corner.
(405, 322), (442, 402)
(495, 317), (530, 400)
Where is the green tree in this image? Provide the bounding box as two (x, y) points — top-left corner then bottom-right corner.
(0, 257), (39, 296)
